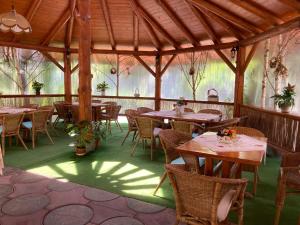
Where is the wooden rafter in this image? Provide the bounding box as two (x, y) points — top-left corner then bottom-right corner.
(201, 8), (245, 40)
(156, 0), (199, 46)
(240, 17), (300, 46)
(189, 0), (263, 34)
(129, 0), (180, 49)
(229, 0), (284, 25)
(134, 55), (156, 77)
(100, 0), (116, 50)
(161, 54), (177, 76)
(215, 49), (236, 73)
(279, 0), (300, 11)
(41, 9), (72, 46)
(65, 0), (76, 48)
(71, 64), (79, 74)
(0, 41), (66, 52)
(243, 43), (258, 73)
(42, 52), (64, 71)
(186, 2), (220, 44)
(133, 15), (139, 51)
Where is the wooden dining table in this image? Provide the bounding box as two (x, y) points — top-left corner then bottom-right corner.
(176, 132), (266, 178)
(0, 106), (36, 115)
(141, 110), (221, 124)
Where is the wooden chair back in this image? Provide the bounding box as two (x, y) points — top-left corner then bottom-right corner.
(1, 113), (24, 135)
(229, 126), (265, 139)
(54, 102), (68, 118)
(32, 110), (50, 130)
(171, 120), (194, 136)
(159, 129), (191, 163)
(39, 105), (55, 121)
(166, 164), (247, 224)
(206, 117), (240, 132)
(125, 109), (139, 129)
(137, 107), (154, 114)
(21, 104), (39, 109)
(198, 108), (222, 115)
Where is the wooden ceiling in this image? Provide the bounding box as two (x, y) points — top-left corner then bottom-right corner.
(0, 0), (299, 54)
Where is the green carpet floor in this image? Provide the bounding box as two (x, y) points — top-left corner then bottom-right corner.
(3, 122), (299, 225)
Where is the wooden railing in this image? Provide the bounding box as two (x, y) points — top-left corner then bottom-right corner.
(0, 94), (65, 107)
(240, 104), (300, 153)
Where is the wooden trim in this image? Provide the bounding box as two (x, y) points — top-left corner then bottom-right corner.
(100, 0), (116, 50)
(129, 0), (179, 49)
(91, 48), (158, 56)
(186, 2), (219, 43)
(0, 41), (66, 53)
(134, 55), (156, 76)
(0, 94), (65, 98)
(229, 0), (284, 25)
(156, 0), (199, 46)
(71, 64), (79, 74)
(42, 52), (64, 71)
(161, 54), (177, 76)
(200, 8), (245, 40)
(241, 104), (300, 121)
(161, 41), (237, 55)
(41, 9), (72, 46)
(65, 0), (76, 48)
(243, 43), (258, 73)
(161, 98), (234, 106)
(190, 0), (263, 33)
(279, 0), (300, 11)
(239, 17), (300, 46)
(141, 18), (161, 50)
(133, 15), (139, 51)
(214, 49), (236, 73)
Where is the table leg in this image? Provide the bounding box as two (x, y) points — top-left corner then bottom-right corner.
(221, 161), (231, 178)
(204, 158), (213, 176)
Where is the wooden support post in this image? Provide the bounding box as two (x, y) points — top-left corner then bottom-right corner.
(155, 54), (162, 111)
(78, 0), (92, 121)
(233, 46), (246, 117)
(64, 52), (72, 103)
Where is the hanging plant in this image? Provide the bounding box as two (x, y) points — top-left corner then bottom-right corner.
(110, 67), (117, 75)
(189, 67), (195, 75)
(269, 57), (278, 68)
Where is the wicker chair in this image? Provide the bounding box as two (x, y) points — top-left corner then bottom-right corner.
(53, 102), (70, 127)
(98, 105), (122, 133)
(206, 118), (241, 132)
(153, 129), (205, 195)
(198, 109), (222, 115)
(39, 105), (55, 125)
(274, 152), (300, 225)
(0, 113), (28, 155)
(171, 120), (195, 137)
(21, 104), (39, 109)
(228, 126), (266, 195)
(102, 101), (117, 106)
(131, 116), (163, 160)
(121, 109), (139, 145)
(184, 107), (194, 113)
(70, 105), (80, 124)
(92, 99), (102, 103)
(22, 110), (54, 149)
(166, 164), (248, 225)
(137, 107), (154, 114)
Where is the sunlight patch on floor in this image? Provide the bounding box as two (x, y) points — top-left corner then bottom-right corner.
(96, 161), (121, 174)
(112, 163), (138, 176)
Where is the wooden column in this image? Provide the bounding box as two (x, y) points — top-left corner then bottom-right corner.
(233, 46), (246, 117)
(78, 0), (92, 121)
(64, 52), (72, 103)
(155, 54), (162, 111)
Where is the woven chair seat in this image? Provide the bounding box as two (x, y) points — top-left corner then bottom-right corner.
(286, 170), (300, 188)
(22, 121), (33, 129)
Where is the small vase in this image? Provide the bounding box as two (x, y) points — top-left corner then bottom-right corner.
(101, 90), (105, 96)
(35, 89), (40, 96)
(280, 105), (291, 113)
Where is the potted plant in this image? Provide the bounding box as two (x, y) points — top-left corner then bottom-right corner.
(96, 81), (109, 96)
(174, 97), (187, 116)
(32, 80), (44, 95)
(67, 120), (105, 156)
(272, 83), (296, 113)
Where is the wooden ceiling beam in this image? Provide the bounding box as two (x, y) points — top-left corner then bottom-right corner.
(134, 55), (156, 77)
(71, 64), (79, 74)
(243, 43), (258, 73)
(279, 0), (300, 11)
(229, 0), (284, 25)
(91, 48), (157, 56)
(161, 54), (177, 76)
(189, 0), (263, 34)
(161, 41), (237, 55)
(186, 2), (220, 44)
(41, 9), (72, 46)
(100, 0), (116, 50)
(42, 52), (64, 71)
(65, 0), (76, 48)
(129, 0), (180, 49)
(156, 0), (199, 46)
(200, 8), (245, 40)
(0, 40), (66, 52)
(141, 18), (161, 50)
(239, 17), (300, 46)
(215, 49), (236, 73)
(133, 15), (139, 51)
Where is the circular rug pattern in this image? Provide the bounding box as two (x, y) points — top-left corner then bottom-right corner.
(48, 180), (77, 192)
(2, 167), (22, 176)
(43, 204), (93, 225)
(2, 193), (49, 216)
(101, 217), (143, 225)
(11, 173), (45, 184)
(127, 198), (165, 214)
(0, 184), (14, 198)
(84, 188), (119, 202)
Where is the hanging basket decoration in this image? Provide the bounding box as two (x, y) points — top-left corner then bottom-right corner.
(269, 57), (279, 68)
(110, 67), (117, 75)
(275, 64), (288, 77)
(189, 67), (195, 75)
